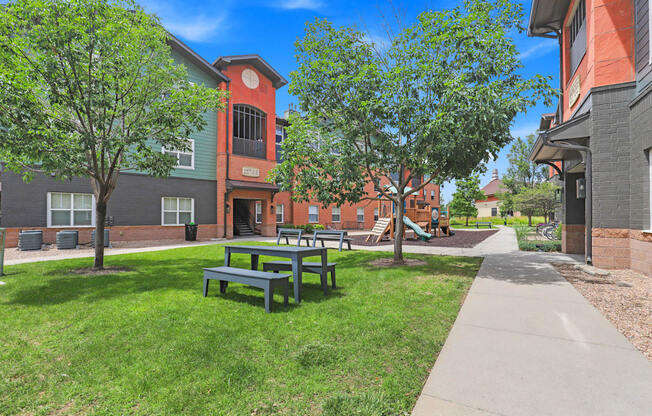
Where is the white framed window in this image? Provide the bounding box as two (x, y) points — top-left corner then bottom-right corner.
(161, 197), (194, 225)
(47, 192), (95, 227)
(255, 202), (263, 224)
(276, 204), (284, 223)
(357, 207), (364, 222)
(309, 205), (319, 223)
(431, 190), (435, 200)
(374, 208), (379, 221)
(332, 206), (341, 223)
(162, 139), (194, 170)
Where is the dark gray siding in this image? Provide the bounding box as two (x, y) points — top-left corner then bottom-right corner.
(589, 84), (635, 229)
(0, 172), (217, 227)
(563, 172), (586, 225)
(636, 0), (652, 89)
(629, 89), (652, 230)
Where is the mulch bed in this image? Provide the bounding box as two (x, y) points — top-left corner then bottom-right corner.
(553, 263), (652, 361)
(351, 229), (498, 248)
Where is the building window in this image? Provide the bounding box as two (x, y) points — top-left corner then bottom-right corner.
(233, 104), (266, 158)
(430, 190), (435, 200)
(491, 207), (498, 217)
(309, 205), (319, 223)
(332, 206), (341, 223)
(275, 125), (286, 162)
(276, 204), (284, 223)
(162, 197), (194, 225)
(568, 0), (586, 76)
(162, 139), (194, 169)
(47, 192), (95, 227)
(255, 202), (262, 224)
(374, 208), (379, 221)
(357, 207), (364, 222)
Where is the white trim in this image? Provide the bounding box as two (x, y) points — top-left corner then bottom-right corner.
(162, 139), (195, 170)
(161, 196), (195, 226)
(46, 192), (96, 228)
(255, 201), (263, 224)
(331, 206), (341, 223)
(308, 205), (319, 223)
(276, 203), (284, 224)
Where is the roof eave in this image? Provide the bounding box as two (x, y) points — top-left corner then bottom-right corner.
(213, 54), (288, 89)
(166, 33), (230, 83)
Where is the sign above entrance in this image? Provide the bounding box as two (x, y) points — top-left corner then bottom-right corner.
(569, 75), (581, 108)
(242, 167), (260, 178)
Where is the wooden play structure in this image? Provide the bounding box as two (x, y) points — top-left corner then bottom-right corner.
(366, 192), (452, 244)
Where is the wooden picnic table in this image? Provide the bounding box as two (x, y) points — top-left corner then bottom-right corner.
(223, 245), (328, 304)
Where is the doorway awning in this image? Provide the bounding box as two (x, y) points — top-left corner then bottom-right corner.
(529, 112), (591, 163)
(226, 180), (279, 192)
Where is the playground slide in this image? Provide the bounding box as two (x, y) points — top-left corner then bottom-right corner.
(403, 216), (432, 241)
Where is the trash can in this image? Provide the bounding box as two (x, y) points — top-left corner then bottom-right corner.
(185, 223), (198, 241)
(0, 228), (6, 276)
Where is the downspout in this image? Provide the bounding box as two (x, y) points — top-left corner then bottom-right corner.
(223, 80), (231, 238)
(541, 132), (593, 264)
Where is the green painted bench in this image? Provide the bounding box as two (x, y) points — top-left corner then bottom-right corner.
(203, 266), (289, 313)
(262, 261), (337, 289)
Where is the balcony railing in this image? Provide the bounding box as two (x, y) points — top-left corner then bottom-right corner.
(233, 137), (266, 159)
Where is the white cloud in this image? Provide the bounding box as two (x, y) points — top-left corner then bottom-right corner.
(139, 1), (228, 43)
(164, 14), (227, 42)
(277, 0), (323, 10)
(510, 123), (540, 140)
(519, 40), (557, 61)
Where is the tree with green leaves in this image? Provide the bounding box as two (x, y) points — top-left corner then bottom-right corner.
(0, 0), (227, 269)
(512, 181), (560, 225)
(269, 0), (554, 263)
(449, 175), (485, 226)
(498, 134), (549, 225)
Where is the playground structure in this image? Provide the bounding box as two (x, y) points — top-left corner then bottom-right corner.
(366, 191), (452, 244)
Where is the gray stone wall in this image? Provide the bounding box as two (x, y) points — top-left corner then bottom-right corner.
(589, 84), (636, 229)
(0, 171), (217, 227)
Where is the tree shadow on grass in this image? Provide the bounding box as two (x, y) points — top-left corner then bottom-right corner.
(4, 256), (344, 307)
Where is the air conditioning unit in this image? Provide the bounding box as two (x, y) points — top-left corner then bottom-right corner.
(18, 230), (43, 251)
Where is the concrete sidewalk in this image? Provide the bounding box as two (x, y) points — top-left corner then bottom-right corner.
(412, 251), (652, 415)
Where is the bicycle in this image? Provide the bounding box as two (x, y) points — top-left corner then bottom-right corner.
(536, 221), (560, 240)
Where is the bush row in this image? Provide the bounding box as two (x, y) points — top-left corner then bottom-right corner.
(450, 216), (547, 226)
(282, 224), (326, 233)
(518, 240), (562, 252)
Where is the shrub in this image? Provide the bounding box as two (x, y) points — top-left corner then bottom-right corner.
(555, 223), (562, 240)
(518, 240), (561, 252)
(282, 224), (324, 233)
(313, 224), (326, 230)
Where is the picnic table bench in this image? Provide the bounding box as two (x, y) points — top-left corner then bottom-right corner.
(263, 261), (337, 289)
(301, 230), (352, 251)
(276, 228), (303, 247)
(203, 266), (289, 313)
(475, 222), (492, 229)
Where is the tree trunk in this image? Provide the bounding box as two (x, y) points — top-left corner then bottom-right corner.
(465, 216), (469, 226)
(528, 214), (532, 227)
(93, 200), (107, 270)
(393, 196), (405, 264)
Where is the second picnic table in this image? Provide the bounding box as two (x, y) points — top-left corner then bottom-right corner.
(223, 245), (328, 304)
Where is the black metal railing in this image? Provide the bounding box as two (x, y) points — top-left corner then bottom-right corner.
(233, 137), (266, 159)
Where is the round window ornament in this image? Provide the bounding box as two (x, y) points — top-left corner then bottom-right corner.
(242, 69), (259, 89)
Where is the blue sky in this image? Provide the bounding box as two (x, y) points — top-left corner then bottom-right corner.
(140, 0), (559, 203)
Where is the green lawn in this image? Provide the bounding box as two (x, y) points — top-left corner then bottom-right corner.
(0, 244), (480, 415)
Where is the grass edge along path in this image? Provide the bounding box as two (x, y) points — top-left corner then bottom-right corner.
(0, 244), (480, 415)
